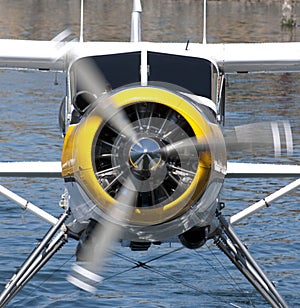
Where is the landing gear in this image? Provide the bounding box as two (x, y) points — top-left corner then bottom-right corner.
(214, 214), (288, 308)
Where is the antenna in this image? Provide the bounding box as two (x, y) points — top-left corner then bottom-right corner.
(131, 0), (142, 42)
(202, 0), (207, 44)
(79, 0), (84, 43)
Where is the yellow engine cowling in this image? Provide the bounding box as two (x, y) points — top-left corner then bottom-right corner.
(61, 86), (226, 242)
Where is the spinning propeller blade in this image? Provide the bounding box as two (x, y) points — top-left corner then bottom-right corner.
(160, 136), (209, 157)
(67, 59), (141, 292)
(226, 121), (293, 157)
(67, 176), (137, 293)
(161, 120), (293, 159)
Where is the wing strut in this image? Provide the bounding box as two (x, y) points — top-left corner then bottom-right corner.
(230, 178), (300, 225)
(0, 184), (58, 225)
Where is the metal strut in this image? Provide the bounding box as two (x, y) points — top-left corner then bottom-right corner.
(214, 214), (288, 308)
(0, 209), (70, 308)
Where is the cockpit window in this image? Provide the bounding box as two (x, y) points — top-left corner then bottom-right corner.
(148, 52), (214, 99)
(69, 51), (218, 119)
(72, 52), (141, 93)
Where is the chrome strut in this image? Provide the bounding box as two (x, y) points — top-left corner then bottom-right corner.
(214, 214), (288, 308)
(0, 209), (70, 308)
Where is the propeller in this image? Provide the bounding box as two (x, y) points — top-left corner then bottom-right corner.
(67, 176), (137, 292)
(160, 120), (293, 159)
(225, 120), (293, 157)
(159, 136), (209, 158)
(156, 121), (294, 176)
(66, 57), (140, 293)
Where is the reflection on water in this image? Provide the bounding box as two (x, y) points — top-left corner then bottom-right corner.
(0, 1), (299, 307)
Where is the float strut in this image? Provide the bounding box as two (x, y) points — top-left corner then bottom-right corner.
(0, 209), (69, 307)
(215, 215), (288, 308)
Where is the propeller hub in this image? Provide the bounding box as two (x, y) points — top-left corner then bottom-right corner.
(129, 138), (161, 171)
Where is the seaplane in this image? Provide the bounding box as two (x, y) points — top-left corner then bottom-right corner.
(0, 0), (299, 307)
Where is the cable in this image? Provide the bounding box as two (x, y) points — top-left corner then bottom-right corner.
(102, 246), (240, 307)
(198, 244), (255, 307)
(26, 253), (78, 307)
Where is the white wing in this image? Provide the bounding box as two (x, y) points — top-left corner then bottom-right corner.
(0, 162), (61, 178)
(0, 40), (300, 73)
(0, 39), (69, 70)
(145, 42), (300, 73)
(227, 162), (300, 178)
(1, 161), (300, 179)
(215, 42), (300, 73)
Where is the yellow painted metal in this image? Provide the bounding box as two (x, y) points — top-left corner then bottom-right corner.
(61, 124), (77, 177)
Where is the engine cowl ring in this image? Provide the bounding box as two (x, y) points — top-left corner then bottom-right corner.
(62, 86), (225, 232)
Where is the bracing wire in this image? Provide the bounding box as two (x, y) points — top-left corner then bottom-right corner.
(195, 243), (256, 307)
(23, 243), (256, 307)
(107, 248), (209, 294)
(103, 246), (245, 306)
(25, 253), (78, 305)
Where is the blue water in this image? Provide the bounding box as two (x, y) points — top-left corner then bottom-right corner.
(0, 1), (300, 307)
